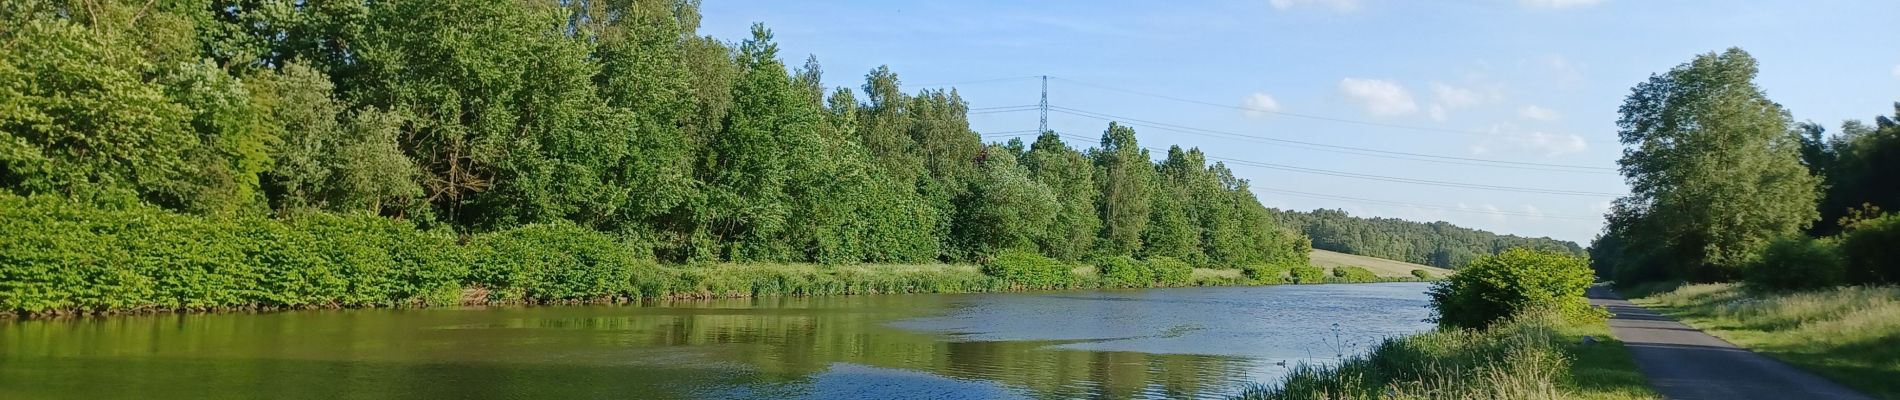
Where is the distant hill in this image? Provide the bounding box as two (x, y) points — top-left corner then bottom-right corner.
(1310, 249), (1452, 278)
(1275, 208), (1586, 269)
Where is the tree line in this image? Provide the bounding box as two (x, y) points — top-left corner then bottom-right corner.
(1273, 208), (1585, 269)
(1590, 48), (1900, 288)
(0, 0), (1309, 270)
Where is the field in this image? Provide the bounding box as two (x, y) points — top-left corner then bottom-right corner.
(1308, 249), (1455, 278)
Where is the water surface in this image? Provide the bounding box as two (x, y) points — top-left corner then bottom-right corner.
(0, 282), (1433, 399)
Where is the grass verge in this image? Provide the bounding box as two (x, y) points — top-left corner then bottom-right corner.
(1631, 283), (1900, 399)
(1232, 309), (1657, 400)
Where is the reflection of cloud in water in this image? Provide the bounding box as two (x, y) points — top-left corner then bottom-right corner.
(891, 283), (1433, 358)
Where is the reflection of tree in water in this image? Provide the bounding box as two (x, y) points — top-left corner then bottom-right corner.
(0, 295), (1262, 400)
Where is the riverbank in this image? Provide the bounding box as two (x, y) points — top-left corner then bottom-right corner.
(3, 256), (1433, 319)
(1231, 308), (1657, 400)
(1625, 282), (1900, 399)
(4, 193), (1443, 318)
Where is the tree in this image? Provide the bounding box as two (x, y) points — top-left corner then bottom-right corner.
(1278, 208), (1583, 269)
(1093, 123), (1154, 256)
(1142, 146), (1204, 264)
(699, 23), (807, 261)
(252, 62), (419, 215)
(1022, 132), (1101, 261)
(1815, 105), (1900, 235)
(1603, 48), (1819, 282)
(952, 146), (1058, 258)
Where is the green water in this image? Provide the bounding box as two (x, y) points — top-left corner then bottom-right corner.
(0, 283), (1434, 399)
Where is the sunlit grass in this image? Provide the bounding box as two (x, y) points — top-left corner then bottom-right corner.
(1231, 310), (1658, 400)
(1633, 283), (1900, 399)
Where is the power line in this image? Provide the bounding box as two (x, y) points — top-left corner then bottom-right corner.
(969, 104), (1040, 111)
(1047, 106), (1614, 173)
(1047, 76), (1611, 145)
(968, 107), (1040, 116)
(1037, 132), (1609, 217)
(979, 130), (1040, 137)
(907, 75), (1042, 88)
(1261, 186), (1603, 219)
(1039, 133), (1622, 197)
(1204, 154), (1622, 197)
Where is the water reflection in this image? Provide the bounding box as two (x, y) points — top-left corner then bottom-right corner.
(0, 283), (1432, 400)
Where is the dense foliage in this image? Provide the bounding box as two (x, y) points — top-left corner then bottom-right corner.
(1743, 236), (1844, 292)
(0, 195), (467, 314)
(1838, 214), (1900, 286)
(0, 0), (1320, 315)
(1592, 48), (1900, 289)
(980, 250), (1073, 289)
(1275, 209), (1583, 269)
(1330, 266), (1379, 283)
(1428, 249), (1595, 330)
(1289, 266), (1327, 284)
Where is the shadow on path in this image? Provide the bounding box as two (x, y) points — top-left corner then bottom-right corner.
(1588, 286), (1872, 400)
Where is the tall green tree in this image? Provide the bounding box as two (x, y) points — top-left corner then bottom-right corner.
(1022, 132), (1101, 261)
(1814, 106), (1900, 234)
(1605, 48), (1819, 282)
(953, 146), (1058, 258)
(252, 62), (419, 215)
(1092, 123), (1154, 256)
(1142, 146), (1205, 264)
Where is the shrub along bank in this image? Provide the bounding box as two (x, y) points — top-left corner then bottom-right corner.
(1235, 249), (1656, 400)
(0, 195), (1335, 317)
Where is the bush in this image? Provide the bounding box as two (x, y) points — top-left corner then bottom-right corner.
(1236, 309), (1575, 400)
(466, 222), (652, 303)
(1094, 256), (1152, 288)
(1332, 266), (1379, 283)
(1289, 265), (1326, 284)
(0, 195), (474, 315)
(284, 213), (469, 306)
(1840, 214), (1900, 285)
(1145, 256), (1192, 286)
(1411, 269), (1433, 280)
(980, 250), (1072, 289)
(1429, 248), (1596, 329)
(1744, 235), (1844, 292)
(1243, 264), (1290, 283)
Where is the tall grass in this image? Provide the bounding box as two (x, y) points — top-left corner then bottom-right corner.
(1634, 283), (1900, 398)
(1232, 309), (1655, 400)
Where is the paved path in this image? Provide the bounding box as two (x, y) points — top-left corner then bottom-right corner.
(1588, 287), (1873, 400)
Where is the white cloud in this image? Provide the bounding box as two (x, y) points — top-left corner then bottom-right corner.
(1432, 83), (1484, 109)
(1470, 123), (1589, 157)
(1425, 82), (1491, 122)
(1241, 92), (1283, 116)
(1269, 0), (1361, 12)
(1520, 0), (1604, 9)
(1518, 105), (1562, 121)
(1340, 78), (1418, 117)
(1892, 64), (1900, 79)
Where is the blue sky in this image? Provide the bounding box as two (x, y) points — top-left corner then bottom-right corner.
(698, 0), (1900, 244)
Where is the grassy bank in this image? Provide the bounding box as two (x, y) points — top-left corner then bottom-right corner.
(1232, 309), (1657, 400)
(1, 194), (1435, 318)
(1628, 283), (1900, 399)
